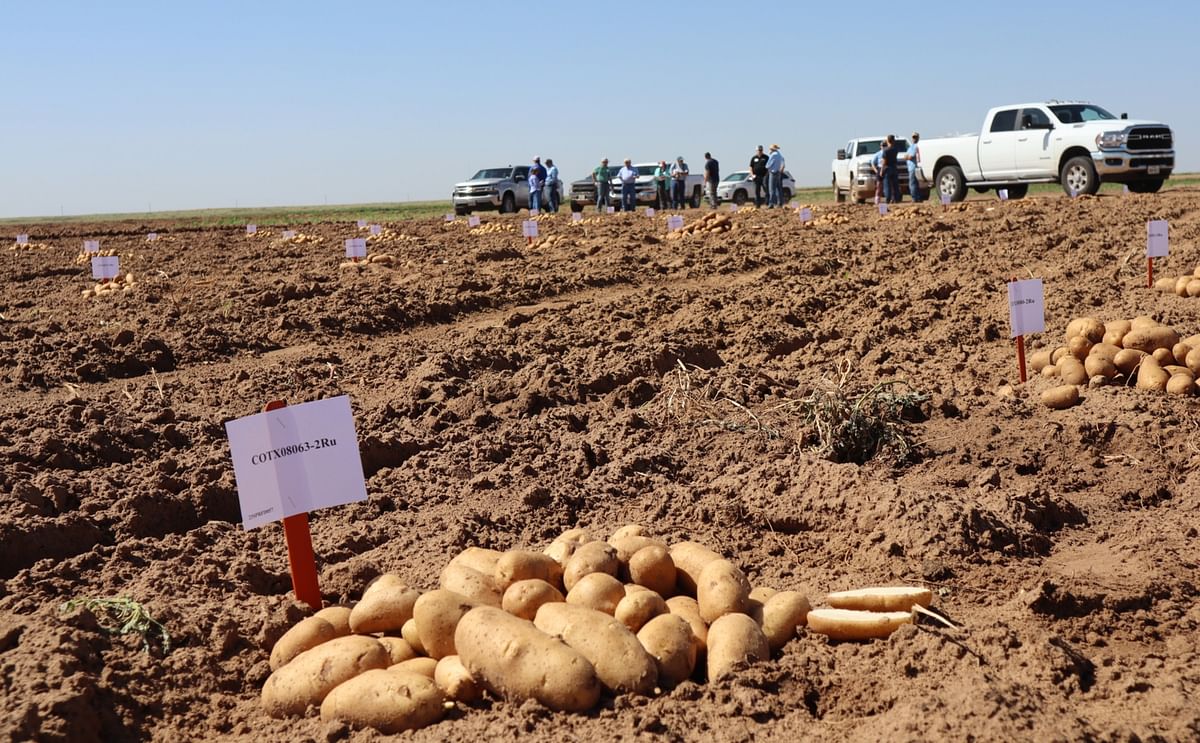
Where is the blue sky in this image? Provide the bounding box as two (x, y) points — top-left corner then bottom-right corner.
(2, 0), (1195, 218)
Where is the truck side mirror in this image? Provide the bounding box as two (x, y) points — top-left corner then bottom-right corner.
(1121, 113), (1128, 119)
(836, 149), (846, 160)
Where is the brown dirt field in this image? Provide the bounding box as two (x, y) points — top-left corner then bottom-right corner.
(1, 192), (1198, 742)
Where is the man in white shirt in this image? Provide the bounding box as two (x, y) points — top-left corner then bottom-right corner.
(905, 134), (924, 202)
(670, 156), (689, 209)
(618, 158), (639, 212)
(545, 158), (561, 212)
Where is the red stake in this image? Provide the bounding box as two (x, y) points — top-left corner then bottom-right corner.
(1015, 335), (1027, 383)
(1147, 257), (1154, 288)
(263, 399), (323, 610)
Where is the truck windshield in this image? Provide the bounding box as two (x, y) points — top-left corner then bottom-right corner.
(856, 141), (883, 156)
(471, 168), (512, 179)
(1048, 104), (1116, 124)
(636, 165), (658, 176)
(722, 171), (749, 182)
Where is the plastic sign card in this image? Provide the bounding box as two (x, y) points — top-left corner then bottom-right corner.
(356, 219), (367, 228)
(1146, 220), (1169, 258)
(528, 209), (539, 217)
(15, 234), (28, 245)
(468, 216), (481, 228)
(1123, 185), (1130, 196)
(1008, 279), (1045, 338)
(998, 189), (1009, 201)
(606, 206), (615, 214)
(91, 255), (120, 280)
(646, 208), (655, 217)
(282, 230), (296, 239)
(345, 238), (367, 258)
(570, 213), (582, 223)
(940, 194), (951, 206)
(878, 203), (889, 216)
(370, 224), (382, 235)
(667, 215), (684, 231)
(521, 220), (538, 238)
(83, 240), (100, 253)
(225, 395), (368, 530)
(730, 204), (739, 213)
(246, 224), (257, 234)
(799, 208), (812, 223)
(147, 232), (158, 241)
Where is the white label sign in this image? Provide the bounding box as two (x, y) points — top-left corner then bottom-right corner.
(15, 234), (28, 245)
(444, 214), (454, 222)
(1122, 185), (1130, 196)
(147, 232), (158, 241)
(468, 216), (481, 228)
(878, 203), (889, 216)
(83, 240), (100, 253)
(91, 255), (120, 280)
(521, 220), (538, 238)
(940, 194), (951, 206)
(606, 206), (615, 214)
(998, 189), (1009, 201)
(369, 224), (382, 235)
(1146, 220), (1169, 258)
(225, 395), (369, 530)
(246, 224), (257, 234)
(646, 208), (655, 217)
(528, 208), (539, 217)
(667, 215), (685, 231)
(730, 204), (739, 213)
(356, 219), (367, 228)
(799, 207), (812, 223)
(1008, 279), (1045, 338)
(345, 238), (367, 258)
(571, 213), (582, 223)
(282, 229), (296, 239)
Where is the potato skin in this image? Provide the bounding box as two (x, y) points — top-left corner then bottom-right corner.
(261, 635), (390, 718)
(1066, 317), (1104, 343)
(434, 655), (481, 702)
(439, 563), (501, 607)
(706, 614), (769, 681)
(1084, 355), (1117, 379)
(669, 541), (722, 596)
(1041, 385), (1080, 410)
(413, 589), (479, 660)
(807, 609), (913, 641)
(1066, 335), (1092, 361)
(614, 590), (668, 633)
(313, 606), (353, 637)
(455, 606), (601, 712)
(665, 595), (708, 654)
(391, 657), (438, 679)
(760, 591), (812, 652)
(1187, 347), (1200, 376)
(610, 524), (648, 540)
(1088, 343), (1121, 363)
(562, 541), (619, 591)
(1135, 356), (1170, 391)
(697, 559), (751, 624)
(628, 545), (676, 597)
(448, 547), (503, 576)
(1123, 326), (1180, 354)
(494, 551), (563, 593)
(1029, 350), (1053, 373)
(1057, 359), (1087, 385)
(269, 616), (337, 671)
(1152, 347), (1175, 365)
(502, 579), (564, 620)
(319, 669), (445, 734)
(377, 636), (418, 666)
(401, 618), (425, 656)
(565, 572), (626, 615)
(1166, 374), (1195, 395)
(349, 574), (420, 634)
(534, 603), (658, 695)
(609, 535), (668, 565)
(1114, 348), (1148, 376)
(636, 614), (697, 688)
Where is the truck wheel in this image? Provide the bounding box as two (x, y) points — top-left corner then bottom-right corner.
(782, 187), (793, 203)
(570, 201), (583, 213)
(690, 187), (702, 209)
(1007, 184), (1029, 199)
(1127, 179), (1164, 194)
(935, 165), (967, 202)
(833, 176), (846, 203)
(454, 205), (470, 216)
(500, 193), (516, 213)
(1061, 156), (1099, 196)
(733, 190), (747, 206)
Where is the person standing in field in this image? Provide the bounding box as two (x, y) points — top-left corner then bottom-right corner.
(618, 158), (638, 212)
(881, 135), (901, 204)
(654, 160), (671, 209)
(593, 158), (612, 212)
(703, 152), (720, 208)
(749, 145), (769, 207)
(670, 156), (689, 209)
(528, 157), (545, 212)
(545, 158), (561, 212)
(905, 134), (923, 202)
(766, 144), (785, 208)
(871, 145), (885, 203)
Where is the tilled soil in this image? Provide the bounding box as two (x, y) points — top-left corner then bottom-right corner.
(1, 194), (1198, 742)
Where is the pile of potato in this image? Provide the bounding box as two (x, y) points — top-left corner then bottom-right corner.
(246, 229), (276, 240)
(339, 254), (395, 269)
(531, 234), (572, 251)
(666, 212), (736, 240)
(81, 272), (136, 298)
(276, 232), (322, 245)
(803, 212), (849, 228)
(569, 216), (604, 226)
(1034, 315), (1200, 409)
(10, 240), (52, 251)
(470, 223), (513, 235)
(1152, 267), (1200, 298)
(73, 248), (118, 266)
(261, 526), (936, 734)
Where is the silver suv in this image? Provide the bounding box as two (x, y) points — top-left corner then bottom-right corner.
(716, 170), (796, 206)
(452, 166), (531, 215)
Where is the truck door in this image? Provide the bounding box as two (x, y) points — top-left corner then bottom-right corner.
(836, 141), (854, 189)
(513, 166), (531, 206)
(979, 109), (1018, 180)
(1013, 107), (1056, 179)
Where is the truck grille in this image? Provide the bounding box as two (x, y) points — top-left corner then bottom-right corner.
(1129, 156), (1174, 168)
(1126, 127), (1172, 151)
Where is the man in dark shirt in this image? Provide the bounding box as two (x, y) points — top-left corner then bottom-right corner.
(703, 152), (720, 208)
(749, 145), (768, 207)
(881, 135), (901, 204)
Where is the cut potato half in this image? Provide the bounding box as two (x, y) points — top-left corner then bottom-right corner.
(826, 586), (933, 612)
(807, 609), (913, 641)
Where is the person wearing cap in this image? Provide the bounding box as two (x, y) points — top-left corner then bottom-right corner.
(749, 145), (769, 207)
(592, 158), (613, 212)
(703, 152), (720, 209)
(618, 158), (638, 212)
(881, 135), (901, 204)
(766, 144), (785, 208)
(528, 157), (545, 212)
(654, 160), (671, 210)
(670, 156), (689, 209)
(545, 158), (561, 212)
(905, 134), (924, 202)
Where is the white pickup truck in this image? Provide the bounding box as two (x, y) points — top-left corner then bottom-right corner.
(832, 136), (909, 203)
(917, 101), (1174, 200)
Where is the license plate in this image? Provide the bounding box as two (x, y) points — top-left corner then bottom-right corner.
(1148, 166), (1161, 175)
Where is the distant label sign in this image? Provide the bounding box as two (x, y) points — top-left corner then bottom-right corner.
(91, 255), (120, 280)
(344, 238), (367, 258)
(147, 232), (158, 241)
(799, 207), (812, 223)
(444, 214), (455, 222)
(528, 209), (539, 217)
(83, 240), (100, 253)
(606, 206), (615, 214)
(15, 234), (28, 245)
(1122, 185), (1130, 196)
(730, 204), (739, 213)
(667, 215), (684, 231)
(1008, 279), (1045, 338)
(940, 194), (951, 206)
(1146, 220), (1169, 258)
(356, 219), (367, 228)
(246, 224), (257, 234)
(282, 229), (296, 239)
(646, 207), (655, 217)
(878, 203), (889, 216)
(571, 213), (582, 223)
(521, 220), (538, 238)
(225, 395), (369, 531)
(369, 224), (382, 235)
(998, 189), (1009, 201)
(468, 216), (481, 228)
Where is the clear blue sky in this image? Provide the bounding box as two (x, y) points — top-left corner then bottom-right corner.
(2, 0), (1195, 218)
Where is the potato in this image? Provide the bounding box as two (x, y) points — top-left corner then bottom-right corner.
(455, 606), (601, 712)
(706, 613), (769, 681)
(494, 551), (563, 593)
(543, 540), (577, 566)
(1102, 329), (1126, 347)
(1188, 280), (1200, 297)
(269, 616), (337, 671)
(1167, 374), (1195, 395)
(313, 606), (352, 637)
(1195, 265), (1200, 279)
(1057, 359), (1087, 385)
(665, 595), (708, 654)
(1104, 319), (1132, 337)
(669, 541), (722, 596)
(439, 562), (501, 607)
(1152, 347), (1175, 365)
(806, 609), (913, 641)
(1125, 325), (1177, 354)
(749, 586), (778, 604)
(1065, 317), (1103, 343)
(502, 579), (564, 620)
(624, 583), (651, 595)
(1186, 347), (1200, 376)
(1114, 348), (1148, 376)
(610, 524), (648, 540)
(261, 635), (390, 717)
(826, 586), (933, 611)
(562, 541), (619, 591)
(1184, 334), (1200, 349)
(401, 618), (425, 656)
(614, 590), (668, 633)
(534, 603), (657, 695)
(448, 547), (503, 576)
(391, 657), (438, 679)
(1135, 356), (1170, 391)
(1154, 276), (1177, 292)
(1050, 346), (1072, 364)
(566, 572), (625, 614)
(1041, 365), (1060, 378)
(697, 559), (751, 624)
(1084, 355), (1117, 379)
(377, 636), (418, 665)
(1066, 335), (1092, 361)
(1165, 365), (1191, 377)
(1131, 315), (1160, 330)
(628, 545), (676, 596)
(1041, 385), (1080, 410)
(1029, 349), (1053, 373)
(1172, 343), (1193, 366)
(554, 528), (593, 546)
(760, 591), (812, 652)
(434, 655), (481, 702)
(636, 614), (697, 688)
(609, 535), (668, 565)
(349, 574), (420, 634)
(413, 589), (479, 659)
(1181, 277), (1197, 296)
(319, 669), (444, 734)
(1088, 343), (1121, 363)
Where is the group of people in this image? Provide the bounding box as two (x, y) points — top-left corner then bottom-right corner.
(526, 157), (563, 212)
(746, 144), (788, 208)
(871, 133), (925, 204)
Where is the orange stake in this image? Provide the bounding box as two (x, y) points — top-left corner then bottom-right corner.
(263, 399), (323, 610)
(1147, 257), (1154, 288)
(1015, 335), (1027, 383)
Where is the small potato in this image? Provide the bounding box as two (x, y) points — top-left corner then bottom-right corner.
(628, 545), (676, 597)
(434, 655), (481, 702)
(534, 603), (658, 695)
(448, 547), (503, 577)
(1041, 385), (1080, 410)
(1114, 348), (1148, 376)
(706, 613), (769, 681)
(610, 524), (648, 540)
(313, 606), (352, 637)
(1041, 365), (1060, 378)
(1186, 347), (1200, 376)
(614, 590), (668, 633)
(1135, 356), (1170, 391)
(502, 579), (564, 620)
(378, 636), (418, 665)
(401, 618), (425, 656)
(1050, 346), (1072, 364)
(494, 551), (563, 593)
(563, 541), (619, 591)
(566, 572), (626, 615)
(413, 589), (479, 660)
(1167, 374), (1195, 396)
(665, 595), (708, 654)
(455, 606), (601, 712)
(697, 559), (751, 624)
(1104, 319), (1132, 337)
(1088, 343), (1121, 363)
(1172, 343), (1192, 366)
(319, 669), (444, 734)
(269, 616), (337, 671)
(261, 635), (390, 717)
(1189, 280), (1200, 298)
(669, 541), (722, 596)
(1154, 276), (1177, 292)
(391, 657), (438, 679)
(349, 574), (420, 634)
(1084, 355), (1117, 379)
(637, 614), (697, 688)
(1176, 276), (1192, 296)
(439, 563), (501, 607)
(1029, 349), (1053, 373)
(609, 535), (668, 565)
(1058, 359), (1088, 385)
(1066, 335), (1092, 361)
(1152, 347), (1175, 365)
(760, 591), (811, 652)
(1101, 329), (1126, 347)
